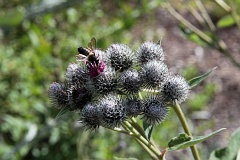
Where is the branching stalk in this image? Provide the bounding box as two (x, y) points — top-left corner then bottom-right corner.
(122, 121), (163, 160)
(121, 124), (158, 160)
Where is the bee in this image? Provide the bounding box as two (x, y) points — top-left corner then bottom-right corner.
(77, 37), (99, 65)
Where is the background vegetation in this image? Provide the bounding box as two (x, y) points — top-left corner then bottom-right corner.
(0, 0), (239, 160)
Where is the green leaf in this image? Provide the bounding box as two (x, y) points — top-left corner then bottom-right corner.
(55, 106), (70, 120)
(217, 15), (235, 28)
(143, 122), (154, 141)
(167, 128), (226, 151)
(209, 127), (240, 160)
(188, 67), (217, 89)
(0, 10), (23, 26)
(168, 133), (192, 148)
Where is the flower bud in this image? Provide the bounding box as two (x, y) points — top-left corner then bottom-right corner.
(137, 42), (164, 63)
(161, 75), (189, 104)
(69, 86), (92, 111)
(94, 67), (117, 94)
(98, 94), (126, 128)
(141, 60), (169, 89)
(80, 103), (100, 130)
(142, 96), (169, 125)
(65, 63), (88, 85)
(123, 96), (142, 117)
(119, 69), (142, 94)
(105, 44), (135, 72)
(49, 82), (69, 109)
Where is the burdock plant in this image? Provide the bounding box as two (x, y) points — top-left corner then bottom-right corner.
(49, 38), (224, 160)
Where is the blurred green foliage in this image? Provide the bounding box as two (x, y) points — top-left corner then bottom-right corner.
(187, 83), (216, 111)
(0, 0), (164, 159)
(0, 0), (231, 159)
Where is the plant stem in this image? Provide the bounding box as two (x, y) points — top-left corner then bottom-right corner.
(229, 0), (240, 29)
(121, 123), (158, 160)
(172, 100), (201, 160)
(214, 0), (231, 12)
(129, 117), (147, 139)
(107, 127), (134, 136)
(195, 0), (216, 31)
(163, 2), (213, 44)
(130, 117), (159, 149)
(109, 125), (158, 159)
(122, 121), (163, 160)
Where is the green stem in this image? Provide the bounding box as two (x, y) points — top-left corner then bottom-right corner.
(229, 0), (240, 29)
(130, 117), (147, 139)
(130, 117), (159, 149)
(107, 127), (133, 136)
(172, 100), (201, 160)
(214, 0), (231, 12)
(109, 125), (158, 159)
(195, 0), (216, 31)
(122, 121), (163, 160)
(121, 123), (158, 160)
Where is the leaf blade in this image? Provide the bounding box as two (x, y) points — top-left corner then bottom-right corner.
(143, 122), (154, 141)
(188, 67), (217, 89)
(167, 128), (226, 151)
(217, 14), (235, 28)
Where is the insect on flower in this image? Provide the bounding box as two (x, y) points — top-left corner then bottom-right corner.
(77, 37), (105, 78)
(77, 37), (100, 65)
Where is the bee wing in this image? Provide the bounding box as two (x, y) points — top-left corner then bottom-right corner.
(91, 37), (96, 49)
(87, 37), (96, 50)
(76, 54), (87, 61)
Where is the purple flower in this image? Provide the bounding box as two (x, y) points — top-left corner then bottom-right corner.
(87, 61), (105, 78)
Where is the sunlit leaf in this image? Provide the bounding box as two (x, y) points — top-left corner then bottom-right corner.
(188, 67), (217, 89)
(167, 128), (226, 151)
(217, 14), (235, 28)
